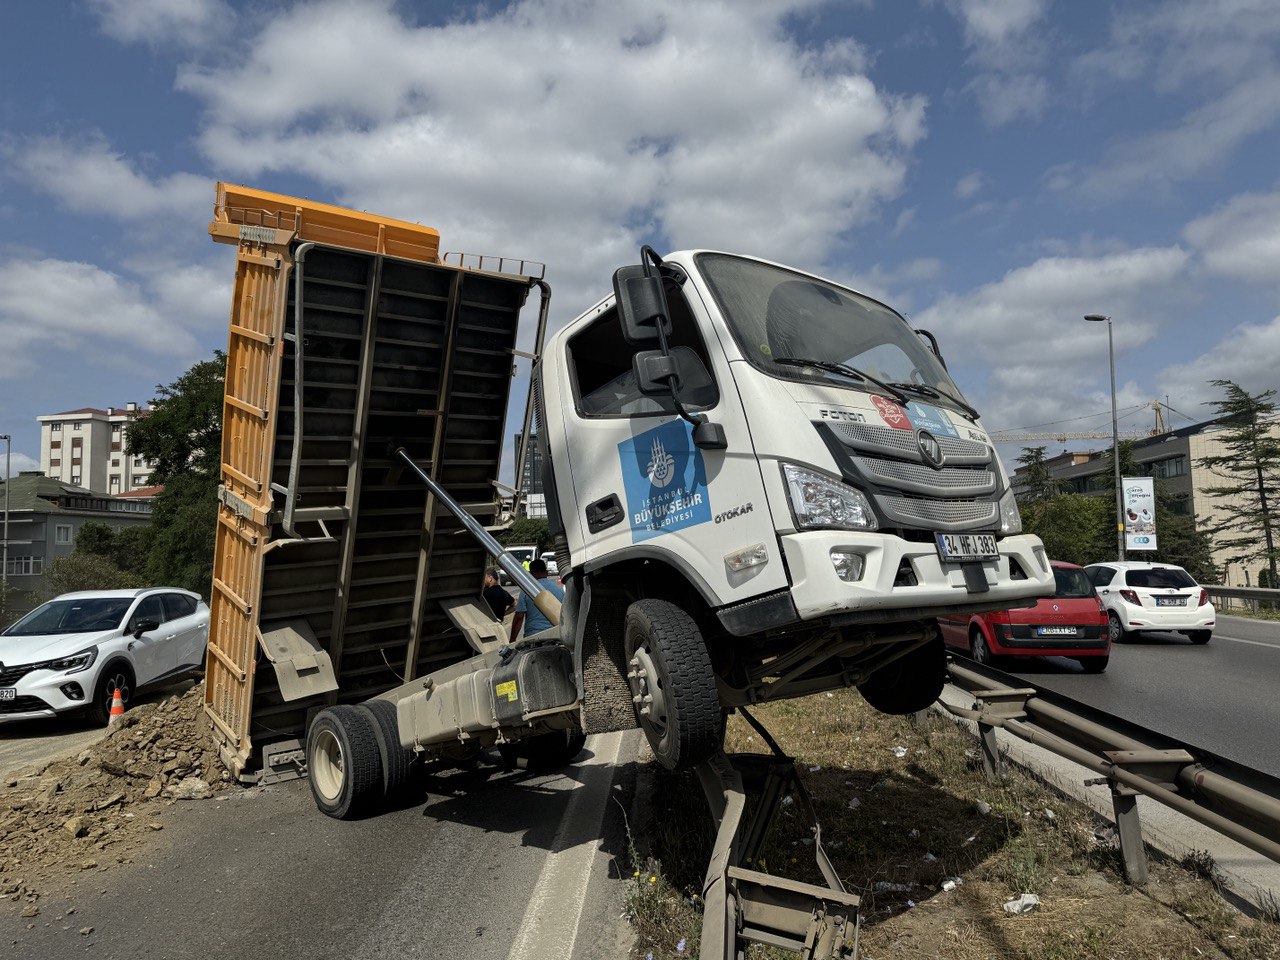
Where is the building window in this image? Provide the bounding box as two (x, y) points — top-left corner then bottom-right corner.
(1153, 455), (1187, 479)
(133, 457), (144, 468)
(4, 557), (43, 576)
(55, 524), (73, 545)
(132, 477), (147, 488)
(109, 475), (121, 493)
(112, 424), (122, 435)
(51, 422), (61, 433)
(50, 458), (60, 468)
(72, 437), (82, 449)
(70, 474), (81, 485)
(73, 422), (81, 431)
(112, 458), (120, 467)
(51, 440), (61, 450)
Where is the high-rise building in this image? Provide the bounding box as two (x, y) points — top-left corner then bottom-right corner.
(37, 403), (155, 495)
(514, 432), (546, 519)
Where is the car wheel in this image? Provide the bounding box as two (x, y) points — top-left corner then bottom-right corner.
(306, 705), (384, 819)
(624, 599), (723, 771)
(89, 661), (135, 725)
(1107, 613), (1131, 645)
(970, 629), (998, 667)
(858, 630), (946, 714)
(1077, 655), (1109, 673)
(1187, 630), (1212, 645)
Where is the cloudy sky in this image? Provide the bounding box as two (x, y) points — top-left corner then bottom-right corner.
(2, 0), (1278, 480)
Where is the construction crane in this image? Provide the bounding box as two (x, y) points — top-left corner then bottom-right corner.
(989, 401), (1170, 444)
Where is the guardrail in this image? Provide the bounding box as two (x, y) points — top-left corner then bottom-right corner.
(941, 659), (1280, 885)
(1204, 584), (1280, 614)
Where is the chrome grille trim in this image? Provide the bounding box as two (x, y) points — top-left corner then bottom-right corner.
(879, 496), (999, 527)
(853, 457), (996, 497)
(827, 421), (991, 466)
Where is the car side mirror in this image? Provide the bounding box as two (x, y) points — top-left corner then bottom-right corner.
(612, 265), (672, 345)
(133, 618), (160, 639)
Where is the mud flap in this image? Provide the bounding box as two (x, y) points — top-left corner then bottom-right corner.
(574, 579), (638, 735)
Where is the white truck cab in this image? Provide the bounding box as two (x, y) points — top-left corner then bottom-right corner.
(535, 248), (1053, 767)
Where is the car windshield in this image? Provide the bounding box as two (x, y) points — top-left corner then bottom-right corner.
(3, 597), (133, 637)
(1126, 568), (1196, 589)
(696, 253), (969, 414)
(1053, 568), (1095, 599)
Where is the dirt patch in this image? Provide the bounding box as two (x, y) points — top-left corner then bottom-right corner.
(0, 682), (231, 911)
(626, 690), (1280, 960)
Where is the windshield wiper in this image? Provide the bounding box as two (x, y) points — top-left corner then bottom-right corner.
(885, 381), (979, 421)
(772, 357), (911, 407)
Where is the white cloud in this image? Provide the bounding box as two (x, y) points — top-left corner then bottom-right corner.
(0, 258), (205, 379)
(1158, 314), (1280, 409)
(171, 0), (925, 312)
(914, 246), (1191, 428)
(3, 452), (40, 479)
(89, 0), (233, 48)
(954, 171), (985, 200)
(6, 135), (209, 222)
(1183, 186), (1280, 286)
(942, 0), (1051, 126)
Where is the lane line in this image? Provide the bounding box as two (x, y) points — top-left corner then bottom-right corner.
(1214, 634), (1280, 650)
(506, 731), (625, 960)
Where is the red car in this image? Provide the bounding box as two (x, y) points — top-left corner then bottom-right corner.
(939, 561), (1112, 673)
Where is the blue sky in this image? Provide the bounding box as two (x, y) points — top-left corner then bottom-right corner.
(2, 0), (1278, 481)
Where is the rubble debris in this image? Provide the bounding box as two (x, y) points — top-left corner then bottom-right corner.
(1002, 893), (1041, 915)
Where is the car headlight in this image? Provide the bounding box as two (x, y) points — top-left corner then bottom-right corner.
(47, 647), (98, 674)
(998, 488), (1022, 535)
(782, 464), (878, 531)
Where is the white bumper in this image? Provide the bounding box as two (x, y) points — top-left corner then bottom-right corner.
(1116, 602), (1216, 633)
(0, 665), (93, 722)
(780, 531), (1053, 621)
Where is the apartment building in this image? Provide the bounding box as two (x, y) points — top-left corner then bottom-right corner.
(37, 403), (155, 495)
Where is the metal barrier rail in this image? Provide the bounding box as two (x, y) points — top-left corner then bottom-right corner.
(941, 659), (1280, 885)
(1204, 585), (1280, 607)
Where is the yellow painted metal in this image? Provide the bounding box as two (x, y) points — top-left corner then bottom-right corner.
(204, 182), (444, 775)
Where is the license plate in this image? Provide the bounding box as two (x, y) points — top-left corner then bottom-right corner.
(0, 689), (14, 701)
(1156, 598), (1187, 607)
(935, 532), (998, 562)
(1037, 626), (1078, 637)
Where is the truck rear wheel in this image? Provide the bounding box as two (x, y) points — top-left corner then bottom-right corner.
(857, 631), (946, 716)
(624, 599), (723, 771)
(359, 699), (412, 797)
(307, 705), (384, 820)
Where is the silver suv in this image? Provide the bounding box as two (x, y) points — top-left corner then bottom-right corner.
(1084, 562), (1215, 645)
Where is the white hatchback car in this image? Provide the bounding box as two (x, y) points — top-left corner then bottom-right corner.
(0, 588), (209, 724)
(1084, 562), (1215, 645)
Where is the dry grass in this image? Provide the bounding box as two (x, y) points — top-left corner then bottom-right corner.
(625, 689), (1280, 960)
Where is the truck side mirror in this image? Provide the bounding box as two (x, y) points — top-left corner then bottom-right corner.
(612, 265), (672, 345)
(914, 327), (948, 370)
(632, 348), (727, 450)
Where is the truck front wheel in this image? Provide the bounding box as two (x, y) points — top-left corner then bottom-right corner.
(624, 599), (723, 771)
(857, 631), (946, 716)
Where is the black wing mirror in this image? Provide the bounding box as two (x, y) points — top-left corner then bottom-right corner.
(132, 618), (160, 639)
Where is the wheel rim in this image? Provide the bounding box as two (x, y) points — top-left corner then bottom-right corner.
(972, 634), (989, 664)
(103, 671), (131, 714)
(628, 645), (670, 750)
(311, 728), (345, 802)
(1109, 615), (1122, 642)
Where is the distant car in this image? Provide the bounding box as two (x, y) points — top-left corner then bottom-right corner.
(540, 551), (559, 578)
(0, 588), (209, 724)
(1084, 561), (1214, 645)
(498, 545), (539, 584)
(939, 561), (1111, 672)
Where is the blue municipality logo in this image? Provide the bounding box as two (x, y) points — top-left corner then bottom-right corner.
(618, 419), (712, 542)
(904, 401), (960, 438)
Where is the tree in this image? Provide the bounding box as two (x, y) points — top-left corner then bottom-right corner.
(500, 516), (551, 552)
(1014, 446), (1058, 503)
(73, 519), (151, 577)
(45, 553), (144, 597)
(0, 579), (39, 631)
(1020, 493), (1111, 567)
(1197, 380), (1280, 588)
(125, 353), (226, 598)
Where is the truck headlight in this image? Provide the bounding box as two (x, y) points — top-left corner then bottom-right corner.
(782, 464), (878, 531)
(998, 489), (1022, 535)
(48, 647), (98, 674)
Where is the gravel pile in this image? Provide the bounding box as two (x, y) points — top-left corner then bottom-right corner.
(1, 682), (229, 907)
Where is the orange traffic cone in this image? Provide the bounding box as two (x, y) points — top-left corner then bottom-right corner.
(108, 689), (125, 726)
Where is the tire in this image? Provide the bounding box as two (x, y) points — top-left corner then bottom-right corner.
(859, 630), (946, 715)
(1077, 655), (1109, 673)
(306, 705), (384, 820)
(89, 660), (135, 726)
(624, 599), (723, 771)
(1107, 613), (1132, 645)
(1188, 630), (1212, 645)
(502, 725), (587, 772)
(969, 628), (999, 668)
(358, 699), (411, 797)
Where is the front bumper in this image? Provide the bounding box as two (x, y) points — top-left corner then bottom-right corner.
(1116, 602), (1216, 632)
(779, 531), (1054, 623)
(0, 667), (91, 722)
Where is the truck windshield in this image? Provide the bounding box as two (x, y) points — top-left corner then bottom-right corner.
(696, 253), (968, 414)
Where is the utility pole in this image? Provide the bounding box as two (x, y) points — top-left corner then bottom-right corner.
(1084, 316), (1125, 561)
(1, 434), (9, 587)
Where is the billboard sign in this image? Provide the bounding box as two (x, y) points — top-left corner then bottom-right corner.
(1123, 476), (1157, 551)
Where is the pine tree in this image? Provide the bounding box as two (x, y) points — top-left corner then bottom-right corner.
(1197, 380), (1280, 587)
(1014, 446), (1058, 503)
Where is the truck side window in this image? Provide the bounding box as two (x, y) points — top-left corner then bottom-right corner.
(568, 288), (718, 418)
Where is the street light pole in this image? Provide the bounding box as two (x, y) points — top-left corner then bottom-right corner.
(1084, 315), (1125, 561)
(1, 434), (9, 587)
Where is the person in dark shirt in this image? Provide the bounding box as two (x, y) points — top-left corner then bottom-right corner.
(482, 569), (515, 621)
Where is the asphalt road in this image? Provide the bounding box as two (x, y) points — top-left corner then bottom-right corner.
(8, 730), (641, 960)
(998, 613), (1280, 777)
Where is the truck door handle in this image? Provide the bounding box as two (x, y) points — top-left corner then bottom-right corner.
(586, 494), (624, 533)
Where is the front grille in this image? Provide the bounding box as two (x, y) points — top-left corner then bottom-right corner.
(827, 422), (991, 465)
(880, 496), (999, 527)
(0, 695), (53, 714)
(0, 664), (37, 686)
(853, 457), (996, 496)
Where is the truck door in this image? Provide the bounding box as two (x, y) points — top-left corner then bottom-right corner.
(559, 282), (788, 607)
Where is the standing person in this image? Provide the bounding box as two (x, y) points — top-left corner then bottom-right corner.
(482, 568), (515, 622)
(510, 558), (564, 642)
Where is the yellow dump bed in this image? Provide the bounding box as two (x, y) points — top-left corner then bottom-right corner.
(206, 183), (536, 777)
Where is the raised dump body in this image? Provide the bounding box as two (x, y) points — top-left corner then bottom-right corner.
(206, 184), (545, 777)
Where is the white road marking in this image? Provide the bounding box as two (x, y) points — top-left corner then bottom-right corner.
(1213, 634), (1280, 650)
(505, 731), (625, 960)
